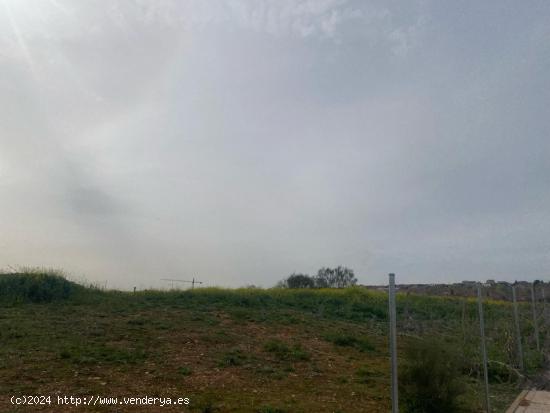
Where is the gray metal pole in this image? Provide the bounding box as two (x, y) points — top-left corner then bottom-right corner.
(389, 273), (398, 413)
(477, 283), (491, 413)
(542, 283), (547, 327)
(512, 286), (524, 371)
(531, 282), (540, 351)
(461, 299), (467, 345)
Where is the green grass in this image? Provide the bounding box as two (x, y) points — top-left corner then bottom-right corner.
(0, 270), (540, 412)
(219, 348), (252, 367)
(263, 339), (311, 361)
(355, 365), (385, 384)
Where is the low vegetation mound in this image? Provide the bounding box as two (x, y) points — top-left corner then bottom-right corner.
(0, 270), (85, 303)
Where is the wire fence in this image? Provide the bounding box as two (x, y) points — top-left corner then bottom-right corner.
(388, 275), (549, 413)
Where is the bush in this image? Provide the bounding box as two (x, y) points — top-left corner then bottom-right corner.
(178, 366), (192, 376)
(400, 339), (467, 413)
(355, 365), (384, 383)
(264, 339), (310, 361)
(323, 332), (375, 352)
(285, 274), (315, 289)
(487, 360), (520, 384)
(0, 270), (79, 303)
(218, 348), (248, 367)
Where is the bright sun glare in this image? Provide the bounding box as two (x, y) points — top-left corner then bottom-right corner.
(1, 0), (70, 76)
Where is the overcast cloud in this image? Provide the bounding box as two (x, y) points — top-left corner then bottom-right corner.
(1, 0), (550, 289)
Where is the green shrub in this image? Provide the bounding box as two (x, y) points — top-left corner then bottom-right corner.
(264, 339), (310, 361)
(400, 339), (467, 413)
(524, 349), (544, 373)
(218, 348), (248, 367)
(178, 366), (192, 376)
(355, 365), (384, 383)
(323, 332), (375, 352)
(0, 271), (78, 303)
(193, 392), (218, 413)
(487, 360), (519, 384)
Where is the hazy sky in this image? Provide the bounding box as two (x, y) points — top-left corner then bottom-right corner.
(1, 0), (549, 289)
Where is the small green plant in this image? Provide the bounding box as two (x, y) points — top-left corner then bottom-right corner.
(193, 392), (218, 413)
(355, 365), (383, 383)
(127, 318), (146, 326)
(177, 366), (192, 376)
(336, 376), (348, 384)
(218, 348), (248, 367)
(323, 332), (375, 352)
(524, 348), (544, 374)
(264, 339), (310, 361)
(400, 339), (466, 413)
(487, 360), (519, 384)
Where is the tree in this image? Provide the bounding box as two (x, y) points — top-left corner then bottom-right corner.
(286, 273), (315, 289)
(277, 267), (356, 289)
(315, 266), (357, 288)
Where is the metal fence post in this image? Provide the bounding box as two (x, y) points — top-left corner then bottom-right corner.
(512, 285), (524, 371)
(389, 273), (398, 413)
(542, 282), (547, 327)
(461, 299), (467, 345)
(531, 282), (540, 351)
(477, 283), (491, 413)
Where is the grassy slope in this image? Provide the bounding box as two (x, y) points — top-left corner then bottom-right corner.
(0, 273), (532, 412)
